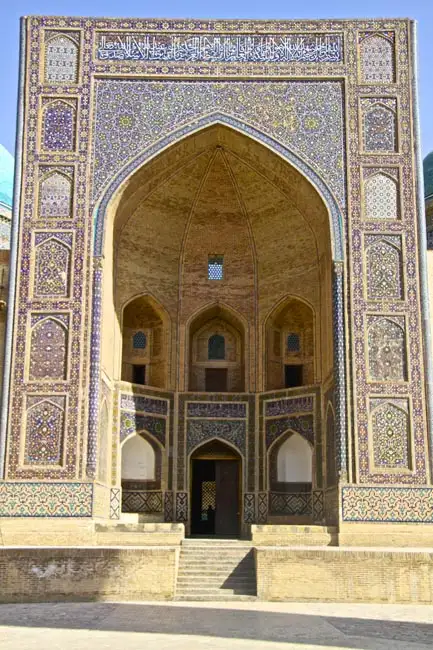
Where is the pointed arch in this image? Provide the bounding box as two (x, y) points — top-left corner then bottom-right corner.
(24, 397), (65, 466)
(367, 317), (407, 381)
(366, 238), (403, 300)
(363, 103), (397, 152)
(364, 172), (399, 220)
(370, 400), (411, 469)
(93, 114), (344, 262)
(359, 34), (395, 83)
(187, 301), (246, 392)
(39, 170), (72, 218)
(45, 33), (79, 84)
(34, 236), (71, 298)
(189, 436), (243, 460)
(121, 293), (169, 389)
(121, 433), (156, 480)
(29, 316), (68, 381)
(42, 99), (76, 151)
(264, 295), (315, 390)
(271, 431), (313, 483)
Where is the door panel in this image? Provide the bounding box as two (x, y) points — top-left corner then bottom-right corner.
(205, 368), (228, 392)
(215, 460), (239, 537)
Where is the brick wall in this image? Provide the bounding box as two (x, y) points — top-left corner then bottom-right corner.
(256, 547), (433, 603)
(0, 547), (178, 602)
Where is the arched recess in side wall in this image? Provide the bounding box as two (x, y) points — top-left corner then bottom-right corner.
(120, 293), (171, 389)
(186, 302), (247, 392)
(264, 296), (323, 392)
(86, 115), (346, 476)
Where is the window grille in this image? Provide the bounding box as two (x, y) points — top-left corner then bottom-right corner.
(208, 334), (225, 360)
(287, 333), (300, 353)
(208, 255), (224, 280)
(133, 331), (147, 349)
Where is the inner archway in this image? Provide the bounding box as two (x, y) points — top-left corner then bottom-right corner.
(190, 439), (241, 537)
(188, 304), (246, 392)
(95, 121), (338, 526)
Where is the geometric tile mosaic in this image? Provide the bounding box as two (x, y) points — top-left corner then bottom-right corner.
(175, 492), (188, 522)
(0, 482), (92, 517)
(122, 490), (163, 513)
(342, 486), (433, 522)
(361, 98), (397, 152)
(187, 401), (247, 418)
(365, 235), (403, 300)
(270, 491), (311, 515)
(258, 492), (268, 523)
(244, 493), (255, 523)
(34, 234), (72, 297)
(359, 33), (395, 84)
(24, 395), (66, 466)
(120, 393), (168, 415)
(45, 32), (79, 84)
(370, 398), (411, 470)
(29, 316), (68, 381)
(42, 99), (76, 151)
(266, 415), (314, 449)
(109, 487), (121, 519)
(364, 172), (399, 220)
(119, 411), (166, 447)
(265, 395), (314, 417)
(92, 80), (345, 208)
(39, 170), (73, 218)
(187, 419), (246, 455)
(367, 316), (407, 382)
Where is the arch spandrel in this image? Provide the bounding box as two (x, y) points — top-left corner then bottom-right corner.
(94, 116), (344, 262)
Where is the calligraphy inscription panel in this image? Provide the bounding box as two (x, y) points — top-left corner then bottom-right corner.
(96, 32), (343, 63)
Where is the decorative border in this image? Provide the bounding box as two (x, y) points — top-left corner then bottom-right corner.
(0, 482), (93, 517)
(342, 485), (433, 522)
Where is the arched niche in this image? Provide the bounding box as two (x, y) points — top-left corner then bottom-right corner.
(121, 295), (168, 388)
(265, 297), (316, 391)
(190, 438), (242, 537)
(188, 304), (246, 392)
(277, 433), (313, 483)
(121, 434), (156, 481)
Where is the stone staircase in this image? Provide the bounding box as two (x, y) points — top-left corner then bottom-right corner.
(175, 539), (257, 601)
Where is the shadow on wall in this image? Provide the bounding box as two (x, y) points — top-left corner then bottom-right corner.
(0, 602), (432, 648)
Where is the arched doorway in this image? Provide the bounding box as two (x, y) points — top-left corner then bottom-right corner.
(190, 439), (241, 537)
(91, 121), (342, 523)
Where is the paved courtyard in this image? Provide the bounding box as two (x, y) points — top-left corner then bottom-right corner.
(0, 601), (433, 649)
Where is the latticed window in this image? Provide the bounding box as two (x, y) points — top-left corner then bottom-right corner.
(208, 334), (225, 360)
(287, 333), (300, 353)
(208, 255), (224, 280)
(133, 331), (147, 349)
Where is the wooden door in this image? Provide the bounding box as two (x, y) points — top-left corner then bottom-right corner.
(205, 368), (228, 392)
(215, 460), (239, 537)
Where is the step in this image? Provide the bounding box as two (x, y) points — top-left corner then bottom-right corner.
(177, 585), (256, 592)
(174, 594), (258, 601)
(177, 576), (255, 587)
(179, 551), (253, 557)
(178, 560), (255, 569)
(178, 566), (254, 576)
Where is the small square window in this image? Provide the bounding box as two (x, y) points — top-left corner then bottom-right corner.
(208, 255), (224, 280)
(287, 333), (300, 353)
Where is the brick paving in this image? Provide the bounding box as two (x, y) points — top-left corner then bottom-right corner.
(0, 601), (433, 649)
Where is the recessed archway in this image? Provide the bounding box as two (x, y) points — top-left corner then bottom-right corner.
(87, 120), (341, 517)
(190, 439), (242, 537)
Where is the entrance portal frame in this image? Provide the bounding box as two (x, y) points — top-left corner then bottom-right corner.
(0, 17), (432, 532)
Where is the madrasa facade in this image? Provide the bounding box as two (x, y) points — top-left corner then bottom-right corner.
(0, 15), (433, 547)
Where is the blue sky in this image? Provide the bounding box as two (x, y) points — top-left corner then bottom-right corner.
(0, 0), (432, 157)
